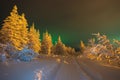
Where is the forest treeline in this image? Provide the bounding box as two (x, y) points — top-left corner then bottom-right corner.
(0, 5), (76, 62)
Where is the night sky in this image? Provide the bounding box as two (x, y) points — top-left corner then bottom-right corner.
(0, 0), (120, 48)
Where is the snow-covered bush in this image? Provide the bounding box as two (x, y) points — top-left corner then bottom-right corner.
(92, 33), (113, 54)
(90, 44), (112, 55)
(0, 43), (8, 62)
(5, 43), (18, 56)
(4, 42), (37, 61)
(5, 44), (37, 61)
(113, 39), (120, 56)
(0, 53), (6, 62)
(16, 48), (37, 61)
(83, 33), (114, 60)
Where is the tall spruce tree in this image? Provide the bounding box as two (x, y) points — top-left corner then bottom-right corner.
(41, 31), (52, 55)
(28, 23), (41, 53)
(0, 5), (28, 50)
(54, 36), (66, 55)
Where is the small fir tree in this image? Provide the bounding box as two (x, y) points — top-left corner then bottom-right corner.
(54, 36), (66, 55)
(80, 40), (85, 53)
(41, 31), (52, 55)
(28, 23), (41, 53)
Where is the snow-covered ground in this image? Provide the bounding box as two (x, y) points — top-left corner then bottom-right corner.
(0, 58), (60, 80)
(0, 57), (120, 80)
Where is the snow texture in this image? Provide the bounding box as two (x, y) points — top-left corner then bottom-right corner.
(34, 70), (42, 80)
(5, 44), (37, 62)
(0, 54), (6, 62)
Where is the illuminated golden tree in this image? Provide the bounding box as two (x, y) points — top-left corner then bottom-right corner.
(80, 40), (85, 53)
(92, 33), (114, 54)
(28, 23), (41, 53)
(0, 5), (28, 50)
(54, 36), (66, 55)
(41, 31), (53, 55)
(66, 46), (75, 56)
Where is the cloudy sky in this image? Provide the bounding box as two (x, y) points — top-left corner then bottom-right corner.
(0, 0), (120, 48)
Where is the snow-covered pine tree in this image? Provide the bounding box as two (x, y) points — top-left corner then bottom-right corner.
(41, 31), (52, 55)
(66, 46), (75, 56)
(80, 40), (85, 53)
(54, 36), (66, 55)
(19, 13), (29, 49)
(92, 33), (114, 55)
(0, 5), (28, 50)
(28, 23), (41, 53)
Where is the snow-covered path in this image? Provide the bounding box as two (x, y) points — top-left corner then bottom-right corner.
(0, 59), (60, 80)
(76, 57), (120, 80)
(54, 57), (120, 80)
(54, 57), (91, 80)
(0, 57), (120, 80)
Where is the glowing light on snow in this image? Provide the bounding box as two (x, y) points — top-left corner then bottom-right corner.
(34, 70), (42, 80)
